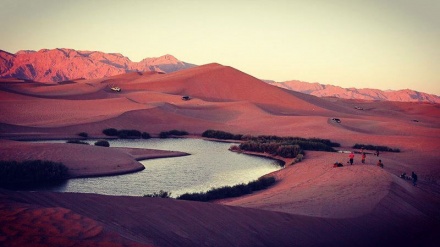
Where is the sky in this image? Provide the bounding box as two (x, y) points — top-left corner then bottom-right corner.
(1, 0), (439, 95)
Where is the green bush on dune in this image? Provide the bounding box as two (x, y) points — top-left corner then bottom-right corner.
(202, 129), (243, 140)
(159, 130), (189, 138)
(94, 140), (110, 147)
(142, 132), (151, 139)
(102, 128), (118, 136)
(177, 176), (276, 202)
(0, 160), (69, 184)
(204, 130), (339, 158)
(102, 128), (152, 139)
(143, 190), (172, 198)
(117, 129), (142, 139)
(353, 143), (400, 153)
(77, 132), (88, 138)
(66, 140), (90, 145)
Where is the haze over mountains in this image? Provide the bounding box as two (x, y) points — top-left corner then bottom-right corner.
(1, 48), (438, 103)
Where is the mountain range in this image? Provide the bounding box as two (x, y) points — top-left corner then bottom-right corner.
(1, 48), (438, 103)
(266, 80), (440, 104)
(0, 48), (195, 82)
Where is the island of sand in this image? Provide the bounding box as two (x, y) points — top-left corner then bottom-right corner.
(1, 64), (440, 246)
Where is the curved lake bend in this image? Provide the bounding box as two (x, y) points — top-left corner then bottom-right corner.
(33, 139), (281, 197)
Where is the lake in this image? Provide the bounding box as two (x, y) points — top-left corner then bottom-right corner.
(31, 138), (282, 197)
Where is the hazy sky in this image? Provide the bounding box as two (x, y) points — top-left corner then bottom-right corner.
(1, 0), (439, 95)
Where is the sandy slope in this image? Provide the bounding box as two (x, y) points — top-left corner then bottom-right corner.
(1, 64), (440, 246)
(2, 189), (439, 247)
(0, 140), (188, 178)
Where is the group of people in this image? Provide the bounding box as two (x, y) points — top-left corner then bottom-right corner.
(334, 149), (419, 186)
(400, 172), (418, 186)
(334, 150), (383, 168)
(347, 151), (380, 167)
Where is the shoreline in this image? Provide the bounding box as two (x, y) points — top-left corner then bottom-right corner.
(0, 137), (285, 193)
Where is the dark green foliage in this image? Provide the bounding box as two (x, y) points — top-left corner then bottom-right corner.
(202, 130), (339, 154)
(103, 128), (118, 136)
(143, 190), (172, 198)
(238, 136), (337, 156)
(142, 132), (151, 139)
(117, 129), (142, 139)
(177, 176), (276, 202)
(308, 138), (341, 147)
(239, 142), (303, 158)
(244, 135), (338, 151)
(159, 130), (189, 138)
(94, 140), (110, 147)
(276, 145), (301, 158)
(103, 128), (149, 139)
(66, 140), (89, 145)
(77, 132), (88, 138)
(0, 160), (69, 184)
(202, 130), (243, 140)
(353, 144), (400, 153)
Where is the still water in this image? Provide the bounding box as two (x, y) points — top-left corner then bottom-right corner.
(34, 138), (281, 197)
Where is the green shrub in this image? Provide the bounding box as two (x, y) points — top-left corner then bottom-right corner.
(0, 160), (69, 184)
(66, 140), (89, 145)
(103, 128), (118, 136)
(177, 176), (276, 202)
(204, 130), (338, 153)
(142, 132), (151, 139)
(159, 130), (189, 138)
(78, 132), (88, 138)
(117, 129), (142, 139)
(353, 144), (400, 153)
(238, 142), (303, 158)
(143, 190), (171, 198)
(202, 130), (243, 140)
(94, 140), (110, 147)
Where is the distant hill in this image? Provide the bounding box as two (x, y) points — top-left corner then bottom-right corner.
(267, 80), (440, 104)
(0, 48), (195, 82)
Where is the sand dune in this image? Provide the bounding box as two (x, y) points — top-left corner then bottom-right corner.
(0, 140), (187, 177)
(1, 63), (440, 246)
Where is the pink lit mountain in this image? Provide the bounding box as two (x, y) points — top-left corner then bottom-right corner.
(0, 48), (195, 82)
(267, 80), (440, 103)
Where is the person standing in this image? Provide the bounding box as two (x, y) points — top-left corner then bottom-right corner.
(349, 152), (354, 165)
(411, 172), (418, 186)
(361, 152), (366, 164)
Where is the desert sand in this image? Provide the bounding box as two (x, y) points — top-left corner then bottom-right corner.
(1, 64), (440, 246)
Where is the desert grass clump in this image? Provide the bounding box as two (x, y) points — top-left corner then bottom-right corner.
(103, 128), (151, 139)
(143, 190), (171, 198)
(66, 140), (89, 145)
(117, 129), (142, 139)
(142, 132), (151, 139)
(77, 132), (88, 138)
(103, 128), (118, 136)
(94, 140), (110, 147)
(0, 160), (69, 184)
(202, 129), (243, 140)
(177, 176), (276, 202)
(353, 144), (400, 153)
(238, 142), (304, 158)
(159, 130), (189, 138)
